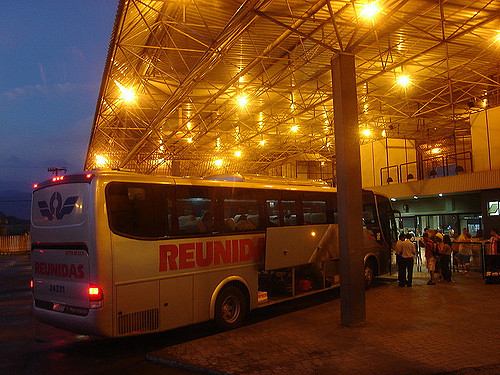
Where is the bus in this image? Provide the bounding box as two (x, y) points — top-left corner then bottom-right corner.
(31, 170), (397, 337)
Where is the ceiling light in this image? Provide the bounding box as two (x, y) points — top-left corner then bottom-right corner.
(95, 155), (108, 167)
(396, 75), (411, 87)
(431, 148), (441, 154)
(290, 125), (299, 132)
(114, 80), (136, 103)
(360, 2), (380, 20)
(234, 150), (242, 157)
(214, 159), (223, 167)
(259, 139), (266, 146)
(362, 128), (371, 137)
(187, 137), (193, 143)
(237, 95), (248, 107)
(382, 129), (387, 137)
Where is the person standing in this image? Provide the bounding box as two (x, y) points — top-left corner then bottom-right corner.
(440, 235), (453, 282)
(457, 228), (473, 274)
(488, 229), (499, 255)
(395, 232), (416, 287)
(423, 232), (436, 285)
(395, 233), (405, 287)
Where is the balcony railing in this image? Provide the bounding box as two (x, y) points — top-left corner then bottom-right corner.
(380, 151), (473, 185)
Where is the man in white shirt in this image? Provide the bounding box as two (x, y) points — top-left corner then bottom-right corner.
(395, 232), (416, 287)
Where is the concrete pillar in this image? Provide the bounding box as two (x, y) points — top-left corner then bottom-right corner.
(331, 52), (366, 326)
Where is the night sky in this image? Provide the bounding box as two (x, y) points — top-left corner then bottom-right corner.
(0, 1), (117, 200)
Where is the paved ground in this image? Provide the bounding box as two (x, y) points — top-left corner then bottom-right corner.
(148, 271), (500, 375)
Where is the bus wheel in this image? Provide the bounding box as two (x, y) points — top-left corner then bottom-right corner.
(364, 261), (375, 289)
(214, 286), (247, 331)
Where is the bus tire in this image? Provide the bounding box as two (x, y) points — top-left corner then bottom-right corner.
(364, 260), (376, 289)
(214, 285), (247, 331)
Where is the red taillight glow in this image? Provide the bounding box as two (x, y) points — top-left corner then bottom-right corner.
(86, 173), (93, 179)
(88, 285), (103, 308)
(30, 279), (34, 290)
(33, 183), (38, 189)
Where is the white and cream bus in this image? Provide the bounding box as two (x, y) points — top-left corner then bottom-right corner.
(31, 170), (397, 337)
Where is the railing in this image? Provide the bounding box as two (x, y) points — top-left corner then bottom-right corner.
(394, 240), (488, 278)
(0, 234), (30, 254)
(380, 151), (473, 185)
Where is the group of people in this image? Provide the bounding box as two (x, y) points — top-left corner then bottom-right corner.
(395, 227), (488, 287)
(396, 227), (500, 287)
(420, 229), (454, 285)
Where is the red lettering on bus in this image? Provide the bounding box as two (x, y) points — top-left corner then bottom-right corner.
(232, 240), (239, 262)
(214, 240), (231, 265)
(159, 237), (263, 272)
(159, 244), (178, 271)
(196, 242), (212, 267)
(34, 261), (85, 279)
(239, 239), (253, 261)
(179, 243), (195, 269)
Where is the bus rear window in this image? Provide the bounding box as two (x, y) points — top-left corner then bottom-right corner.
(106, 182), (170, 238)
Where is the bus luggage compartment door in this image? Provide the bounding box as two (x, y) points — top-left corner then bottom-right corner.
(265, 224), (339, 270)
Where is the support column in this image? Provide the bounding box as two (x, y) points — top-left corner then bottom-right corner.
(331, 52), (366, 326)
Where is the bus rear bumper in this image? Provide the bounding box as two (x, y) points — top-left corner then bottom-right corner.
(33, 302), (113, 337)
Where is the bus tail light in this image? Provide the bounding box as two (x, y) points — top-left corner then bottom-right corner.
(30, 279), (34, 292)
(88, 285), (103, 308)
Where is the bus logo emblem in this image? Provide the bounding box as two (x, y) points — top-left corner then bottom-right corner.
(38, 192), (79, 220)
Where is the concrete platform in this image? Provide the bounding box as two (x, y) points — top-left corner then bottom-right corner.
(147, 271), (500, 374)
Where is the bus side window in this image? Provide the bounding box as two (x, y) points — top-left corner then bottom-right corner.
(106, 182), (169, 238)
(176, 186), (215, 235)
(282, 200), (298, 226)
(266, 200), (280, 227)
(224, 189), (259, 232)
(303, 198), (327, 224)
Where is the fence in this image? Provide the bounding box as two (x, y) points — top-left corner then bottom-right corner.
(0, 234), (30, 254)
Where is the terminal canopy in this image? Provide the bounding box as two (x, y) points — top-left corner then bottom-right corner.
(85, 0), (500, 177)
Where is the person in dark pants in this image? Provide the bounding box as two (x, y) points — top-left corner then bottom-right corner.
(440, 234), (453, 282)
(395, 233), (416, 286)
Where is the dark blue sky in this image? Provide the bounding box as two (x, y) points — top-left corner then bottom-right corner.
(0, 1), (117, 193)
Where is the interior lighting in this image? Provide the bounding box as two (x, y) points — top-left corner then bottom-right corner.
(396, 75), (411, 87)
(360, 2), (380, 20)
(382, 129), (387, 137)
(413, 195), (418, 199)
(439, 193), (443, 197)
(237, 95), (248, 107)
(311, 231), (316, 237)
(482, 98), (488, 107)
(259, 139), (266, 146)
(431, 148), (441, 154)
(114, 80), (136, 103)
(234, 150), (242, 157)
(290, 125), (299, 132)
(390, 198), (397, 202)
(187, 137), (193, 143)
(214, 159), (223, 167)
(362, 128), (372, 137)
(95, 155), (108, 167)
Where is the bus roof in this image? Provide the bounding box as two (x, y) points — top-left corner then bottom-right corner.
(34, 169), (339, 194)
